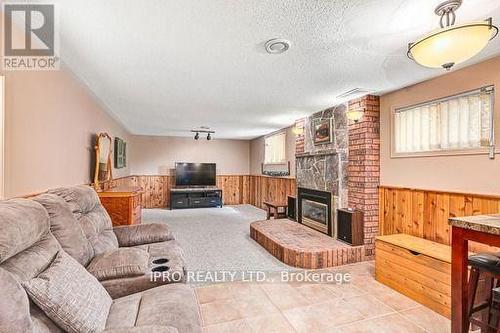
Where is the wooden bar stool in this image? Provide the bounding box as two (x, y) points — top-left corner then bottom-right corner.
(467, 253), (500, 332)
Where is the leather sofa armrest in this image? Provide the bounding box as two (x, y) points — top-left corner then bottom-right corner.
(113, 224), (174, 247)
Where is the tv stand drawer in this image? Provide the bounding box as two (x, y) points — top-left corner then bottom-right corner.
(171, 197), (189, 209)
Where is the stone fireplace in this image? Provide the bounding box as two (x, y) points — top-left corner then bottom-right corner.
(250, 97), (379, 268)
(295, 95), (380, 259)
(295, 104), (348, 237)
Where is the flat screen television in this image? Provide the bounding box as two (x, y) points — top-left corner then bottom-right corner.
(175, 163), (216, 187)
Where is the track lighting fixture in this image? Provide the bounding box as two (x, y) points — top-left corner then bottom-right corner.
(191, 129), (215, 141)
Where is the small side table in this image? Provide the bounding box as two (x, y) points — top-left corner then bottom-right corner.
(263, 201), (288, 220)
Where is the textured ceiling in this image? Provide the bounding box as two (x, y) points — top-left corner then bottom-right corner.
(25, 0), (500, 138)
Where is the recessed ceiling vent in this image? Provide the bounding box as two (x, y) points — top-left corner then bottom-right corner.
(265, 39), (291, 54)
(337, 88), (373, 100)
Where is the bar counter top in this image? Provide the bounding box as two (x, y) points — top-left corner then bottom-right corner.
(449, 214), (500, 236)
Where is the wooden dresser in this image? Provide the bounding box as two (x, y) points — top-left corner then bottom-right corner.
(98, 186), (143, 226)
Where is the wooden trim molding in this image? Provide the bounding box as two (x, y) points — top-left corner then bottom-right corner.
(379, 185), (500, 200)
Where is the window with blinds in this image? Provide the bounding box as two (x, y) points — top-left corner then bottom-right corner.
(393, 86), (494, 156)
(264, 131), (286, 164)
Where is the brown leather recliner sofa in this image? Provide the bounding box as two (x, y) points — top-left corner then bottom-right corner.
(0, 187), (201, 333)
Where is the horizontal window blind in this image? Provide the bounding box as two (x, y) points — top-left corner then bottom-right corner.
(265, 131), (286, 164)
(394, 86), (494, 154)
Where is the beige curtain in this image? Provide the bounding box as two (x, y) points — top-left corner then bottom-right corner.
(394, 90), (492, 154)
(265, 131), (286, 164)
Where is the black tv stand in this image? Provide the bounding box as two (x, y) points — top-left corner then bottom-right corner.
(169, 187), (223, 209)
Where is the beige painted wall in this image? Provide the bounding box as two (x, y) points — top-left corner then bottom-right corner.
(3, 69), (131, 198)
(130, 136), (250, 175)
(250, 126), (296, 177)
(380, 56), (500, 195)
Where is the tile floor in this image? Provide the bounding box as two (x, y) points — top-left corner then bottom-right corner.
(195, 261), (451, 333)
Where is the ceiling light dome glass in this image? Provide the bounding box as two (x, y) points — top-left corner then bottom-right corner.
(408, 1), (498, 70)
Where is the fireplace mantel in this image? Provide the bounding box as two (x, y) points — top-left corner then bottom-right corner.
(295, 149), (338, 158)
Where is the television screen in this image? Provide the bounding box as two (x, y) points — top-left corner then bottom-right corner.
(175, 163), (216, 187)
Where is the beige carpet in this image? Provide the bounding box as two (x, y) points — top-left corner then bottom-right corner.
(142, 205), (292, 282)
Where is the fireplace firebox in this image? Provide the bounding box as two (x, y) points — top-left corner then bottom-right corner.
(297, 187), (335, 237)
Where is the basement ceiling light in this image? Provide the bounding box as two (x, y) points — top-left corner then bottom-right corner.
(265, 39), (291, 54)
(407, 0), (498, 70)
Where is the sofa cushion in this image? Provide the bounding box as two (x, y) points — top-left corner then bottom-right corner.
(23, 251), (112, 333)
(88, 248), (150, 281)
(0, 199), (50, 264)
(0, 198), (61, 283)
(101, 240), (187, 299)
(33, 194), (94, 266)
(48, 185), (119, 256)
(113, 223), (174, 247)
(2, 232), (61, 283)
(30, 303), (65, 333)
(0, 268), (33, 333)
(105, 284), (202, 333)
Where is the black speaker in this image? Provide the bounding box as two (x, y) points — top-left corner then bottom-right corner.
(337, 208), (364, 246)
(287, 196), (296, 220)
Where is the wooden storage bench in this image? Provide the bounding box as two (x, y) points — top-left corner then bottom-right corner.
(375, 234), (451, 318)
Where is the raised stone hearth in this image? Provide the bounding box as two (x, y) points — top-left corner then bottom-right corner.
(250, 219), (365, 269)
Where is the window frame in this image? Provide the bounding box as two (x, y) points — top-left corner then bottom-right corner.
(390, 85), (496, 158)
(264, 130), (287, 165)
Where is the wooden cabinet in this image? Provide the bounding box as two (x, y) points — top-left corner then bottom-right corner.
(98, 186), (142, 226)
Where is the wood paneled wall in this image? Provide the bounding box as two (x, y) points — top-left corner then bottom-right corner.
(109, 175), (296, 209)
(248, 176), (297, 209)
(216, 175), (251, 206)
(379, 186), (500, 250)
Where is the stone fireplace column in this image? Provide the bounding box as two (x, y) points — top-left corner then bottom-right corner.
(347, 95), (380, 259)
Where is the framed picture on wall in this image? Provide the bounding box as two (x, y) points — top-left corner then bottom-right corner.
(114, 137), (127, 169)
(313, 118), (333, 145)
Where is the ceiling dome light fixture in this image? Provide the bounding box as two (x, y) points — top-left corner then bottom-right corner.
(407, 0), (498, 70)
(265, 39), (290, 54)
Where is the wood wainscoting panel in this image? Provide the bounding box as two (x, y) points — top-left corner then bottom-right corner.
(379, 186), (500, 252)
(107, 175), (293, 209)
(133, 175), (173, 209)
(248, 176), (296, 209)
(216, 175), (250, 205)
